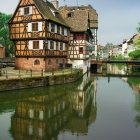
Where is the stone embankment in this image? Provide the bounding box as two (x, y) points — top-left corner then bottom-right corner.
(0, 69), (83, 91)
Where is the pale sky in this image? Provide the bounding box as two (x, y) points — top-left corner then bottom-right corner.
(1, 0), (140, 45)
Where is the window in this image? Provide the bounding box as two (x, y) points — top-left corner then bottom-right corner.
(60, 43), (63, 50)
(55, 12), (59, 18)
(50, 41), (54, 50)
(32, 22), (38, 32)
(56, 42), (58, 50)
(79, 47), (83, 54)
(67, 12), (73, 18)
(34, 59), (40, 65)
(24, 7), (29, 15)
(33, 41), (39, 49)
(51, 23), (55, 32)
(57, 25), (60, 34)
(61, 27), (64, 35)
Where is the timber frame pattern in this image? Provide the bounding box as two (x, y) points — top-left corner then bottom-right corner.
(9, 0), (69, 59)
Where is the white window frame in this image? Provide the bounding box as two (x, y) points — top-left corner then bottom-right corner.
(28, 22), (42, 32)
(21, 6), (32, 16)
(29, 40), (43, 50)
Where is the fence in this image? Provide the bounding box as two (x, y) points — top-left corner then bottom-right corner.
(0, 68), (77, 80)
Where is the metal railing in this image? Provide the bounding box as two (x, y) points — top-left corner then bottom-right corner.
(0, 68), (77, 80)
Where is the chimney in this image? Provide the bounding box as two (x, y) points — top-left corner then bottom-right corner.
(51, 0), (59, 9)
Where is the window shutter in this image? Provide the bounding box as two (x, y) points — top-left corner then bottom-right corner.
(38, 22), (42, 32)
(29, 41), (33, 49)
(60, 27), (62, 35)
(48, 41), (50, 49)
(63, 43), (65, 50)
(28, 23), (32, 32)
(39, 40), (43, 49)
(29, 6), (32, 15)
(49, 23), (51, 32)
(58, 42), (60, 50)
(54, 41), (56, 50)
(64, 28), (67, 36)
(55, 25), (57, 33)
(20, 8), (24, 15)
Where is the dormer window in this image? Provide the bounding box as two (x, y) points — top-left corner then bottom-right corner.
(67, 12), (73, 18)
(54, 12), (59, 18)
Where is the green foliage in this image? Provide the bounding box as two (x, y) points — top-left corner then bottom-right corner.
(136, 22), (140, 33)
(134, 38), (140, 48)
(111, 54), (126, 60)
(0, 12), (14, 57)
(128, 50), (140, 59)
(134, 22), (140, 48)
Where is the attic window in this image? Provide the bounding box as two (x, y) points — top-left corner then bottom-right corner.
(54, 12), (59, 18)
(24, 7), (29, 15)
(67, 12), (73, 18)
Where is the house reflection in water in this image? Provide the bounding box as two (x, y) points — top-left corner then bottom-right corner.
(11, 74), (97, 140)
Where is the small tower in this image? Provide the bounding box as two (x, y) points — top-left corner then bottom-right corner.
(51, 0), (59, 9)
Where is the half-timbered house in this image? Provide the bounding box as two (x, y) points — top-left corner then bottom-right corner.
(59, 5), (98, 60)
(59, 7), (94, 73)
(9, 0), (69, 71)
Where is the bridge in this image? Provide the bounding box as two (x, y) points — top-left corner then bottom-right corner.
(91, 73), (140, 78)
(91, 60), (140, 65)
(90, 60), (140, 73)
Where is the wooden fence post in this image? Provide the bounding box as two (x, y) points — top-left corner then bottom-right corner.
(41, 69), (43, 77)
(6, 70), (8, 79)
(30, 69), (32, 77)
(18, 70), (21, 78)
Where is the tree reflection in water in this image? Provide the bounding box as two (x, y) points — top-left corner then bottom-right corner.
(127, 77), (140, 127)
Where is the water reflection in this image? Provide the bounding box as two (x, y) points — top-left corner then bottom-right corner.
(101, 64), (140, 128)
(10, 74), (97, 140)
(127, 77), (140, 127)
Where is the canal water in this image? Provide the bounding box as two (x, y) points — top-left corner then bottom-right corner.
(0, 65), (140, 140)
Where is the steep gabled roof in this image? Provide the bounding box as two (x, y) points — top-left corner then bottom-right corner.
(33, 0), (68, 27)
(59, 9), (89, 32)
(9, 0), (68, 27)
(59, 5), (98, 29)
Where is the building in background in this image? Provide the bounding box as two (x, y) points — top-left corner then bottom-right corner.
(59, 5), (98, 73)
(59, 5), (98, 60)
(120, 34), (140, 58)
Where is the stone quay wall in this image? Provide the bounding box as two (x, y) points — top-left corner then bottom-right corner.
(0, 69), (83, 92)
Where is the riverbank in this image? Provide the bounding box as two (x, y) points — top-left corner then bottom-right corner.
(0, 69), (83, 91)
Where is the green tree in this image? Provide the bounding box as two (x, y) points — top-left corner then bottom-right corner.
(128, 50), (140, 59)
(136, 22), (140, 33)
(0, 12), (14, 57)
(134, 22), (140, 48)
